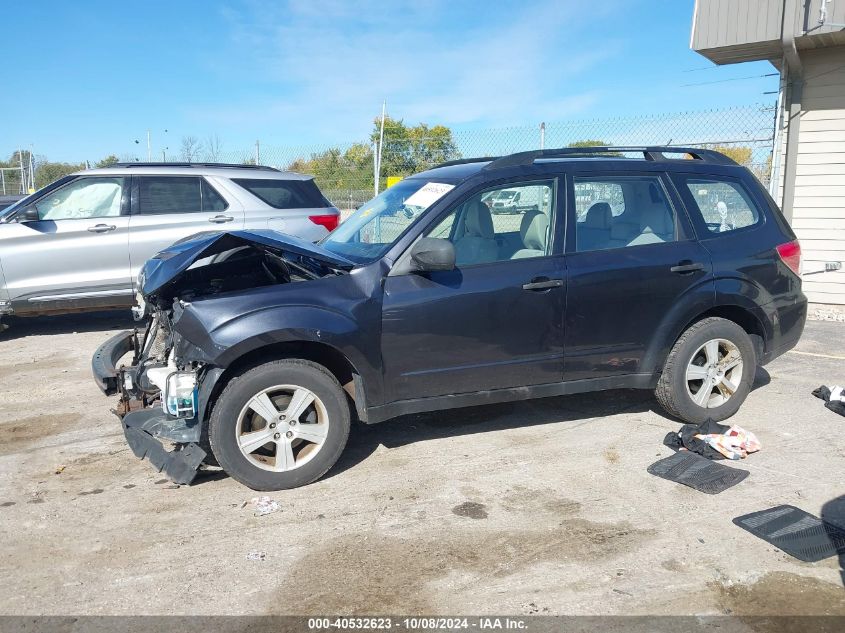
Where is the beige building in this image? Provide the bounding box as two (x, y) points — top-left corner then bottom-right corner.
(692, 0), (845, 315)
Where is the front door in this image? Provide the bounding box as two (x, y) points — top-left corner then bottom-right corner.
(0, 175), (132, 313)
(128, 175), (244, 286)
(381, 179), (565, 403)
(564, 172), (714, 381)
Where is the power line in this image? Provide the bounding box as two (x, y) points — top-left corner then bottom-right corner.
(682, 73), (779, 88)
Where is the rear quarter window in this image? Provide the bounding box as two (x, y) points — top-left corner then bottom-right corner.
(678, 176), (761, 235)
(232, 178), (330, 209)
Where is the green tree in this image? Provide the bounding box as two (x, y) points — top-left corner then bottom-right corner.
(567, 139), (613, 148)
(95, 155), (120, 168)
(34, 161), (86, 188)
(372, 116), (460, 182)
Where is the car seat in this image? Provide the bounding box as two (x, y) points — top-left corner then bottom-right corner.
(453, 199), (498, 265)
(511, 212), (549, 259)
(577, 202), (612, 251)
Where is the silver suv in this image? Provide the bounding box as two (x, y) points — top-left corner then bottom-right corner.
(0, 163), (339, 323)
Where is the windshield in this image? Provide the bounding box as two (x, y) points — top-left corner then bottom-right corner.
(321, 179), (455, 263)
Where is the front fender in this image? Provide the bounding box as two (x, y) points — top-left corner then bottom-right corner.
(174, 302), (381, 405)
(210, 305), (363, 369)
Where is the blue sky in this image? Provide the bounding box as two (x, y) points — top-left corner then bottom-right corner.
(2, 0), (779, 163)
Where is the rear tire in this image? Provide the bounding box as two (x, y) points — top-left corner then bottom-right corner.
(655, 317), (756, 424)
(209, 359), (350, 490)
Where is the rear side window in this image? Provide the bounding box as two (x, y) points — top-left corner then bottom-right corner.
(574, 175), (676, 252)
(680, 177), (760, 234)
(573, 180), (625, 219)
(138, 176), (228, 214)
(201, 179), (228, 211)
(232, 178), (329, 209)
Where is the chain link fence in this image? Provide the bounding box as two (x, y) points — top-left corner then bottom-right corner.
(233, 103), (776, 214)
(4, 104), (775, 215)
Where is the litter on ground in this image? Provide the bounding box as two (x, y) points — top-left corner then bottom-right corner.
(249, 496), (280, 516)
(812, 385), (845, 417)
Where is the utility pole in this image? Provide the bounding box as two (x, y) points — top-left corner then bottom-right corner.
(374, 99), (386, 196)
(255, 140), (261, 165)
(18, 147), (25, 195)
(146, 130), (152, 161)
(28, 145), (35, 192)
(539, 122), (546, 150)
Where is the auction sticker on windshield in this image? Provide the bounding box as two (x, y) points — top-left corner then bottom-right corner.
(403, 182), (454, 209)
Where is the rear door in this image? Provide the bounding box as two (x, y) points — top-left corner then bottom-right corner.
(0, 175), (132, 313)
(127, 175), (245, 285)
(563, 171), (714, 381)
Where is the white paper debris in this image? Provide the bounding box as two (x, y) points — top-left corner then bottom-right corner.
(250, 496), (280, 516)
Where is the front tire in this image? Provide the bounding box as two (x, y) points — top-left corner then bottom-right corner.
(655, 317), (756, 424)
(209, 359), (350, 490)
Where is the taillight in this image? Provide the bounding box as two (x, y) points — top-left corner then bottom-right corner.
(309, 213), (339, 232)
(776, 240), (801, 277)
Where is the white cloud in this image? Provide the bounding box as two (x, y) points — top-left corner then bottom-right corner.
(195, 0), (621, 142)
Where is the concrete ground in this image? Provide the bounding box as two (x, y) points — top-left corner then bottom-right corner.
(0, 313), (843, 616)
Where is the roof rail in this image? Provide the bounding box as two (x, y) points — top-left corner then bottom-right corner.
(433, 156), (498, 169)
(482, 146), (738, 170)
(109, 162), (280, 171)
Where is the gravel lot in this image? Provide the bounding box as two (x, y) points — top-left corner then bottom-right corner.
(0, 313), (843, 616)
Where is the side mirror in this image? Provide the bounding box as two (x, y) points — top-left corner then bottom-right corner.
(410, 237), (456, 273)
(19, 206), (40, 222)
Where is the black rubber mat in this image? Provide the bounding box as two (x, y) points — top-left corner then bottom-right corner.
(733, 504), (845, 562)
(647, 451), (749, 494)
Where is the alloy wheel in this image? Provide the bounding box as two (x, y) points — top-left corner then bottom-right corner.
(685, 338), (744, 409)
(235, 385), (329, 472)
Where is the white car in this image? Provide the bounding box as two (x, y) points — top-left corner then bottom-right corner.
(0, 163), (339, 323)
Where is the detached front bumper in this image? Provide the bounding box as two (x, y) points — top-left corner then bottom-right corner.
(122, 410), (207, 485)
(92, 330), (136, 395)
(91, 330), (211, 485)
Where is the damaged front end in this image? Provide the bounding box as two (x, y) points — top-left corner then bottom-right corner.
(92, 230), (353, 484)
(93, 306), (213, 484)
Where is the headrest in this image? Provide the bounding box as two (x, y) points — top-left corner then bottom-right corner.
(584, 202), (612, 229)
(520, 208), (541, 243)
(465, 199), (494, 238)
(523, 213), (549, 251)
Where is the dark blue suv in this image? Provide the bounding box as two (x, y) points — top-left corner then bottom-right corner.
(93, 147), (807, 490)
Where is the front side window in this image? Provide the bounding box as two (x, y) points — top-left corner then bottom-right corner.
(232, 178), (329, 209)
(681, 177), (760, 234)
(322, 179), (455, 263)
(427, 180), (555, 266)
(32, 177), (124, 221)
(574, 176), (676, 252)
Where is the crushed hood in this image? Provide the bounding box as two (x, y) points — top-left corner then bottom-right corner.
(138, 230), (354, 297)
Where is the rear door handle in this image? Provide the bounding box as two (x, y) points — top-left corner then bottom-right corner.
(670, 261), (705, 274)
(522, 278), (564, 291)
(87, 224), (116, 233)
(208, 215), (234, 224)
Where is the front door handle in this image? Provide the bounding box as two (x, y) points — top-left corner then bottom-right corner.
(522, 278), (564, 291)
(208, 215), (234, 224)
(670, 261), (705, 274)
(87, 224), (116, 233)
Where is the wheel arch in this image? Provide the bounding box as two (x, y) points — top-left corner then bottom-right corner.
(641, 283), (772, 379)
(645, 302), (770, 379)
(202, 340), (369, 427)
